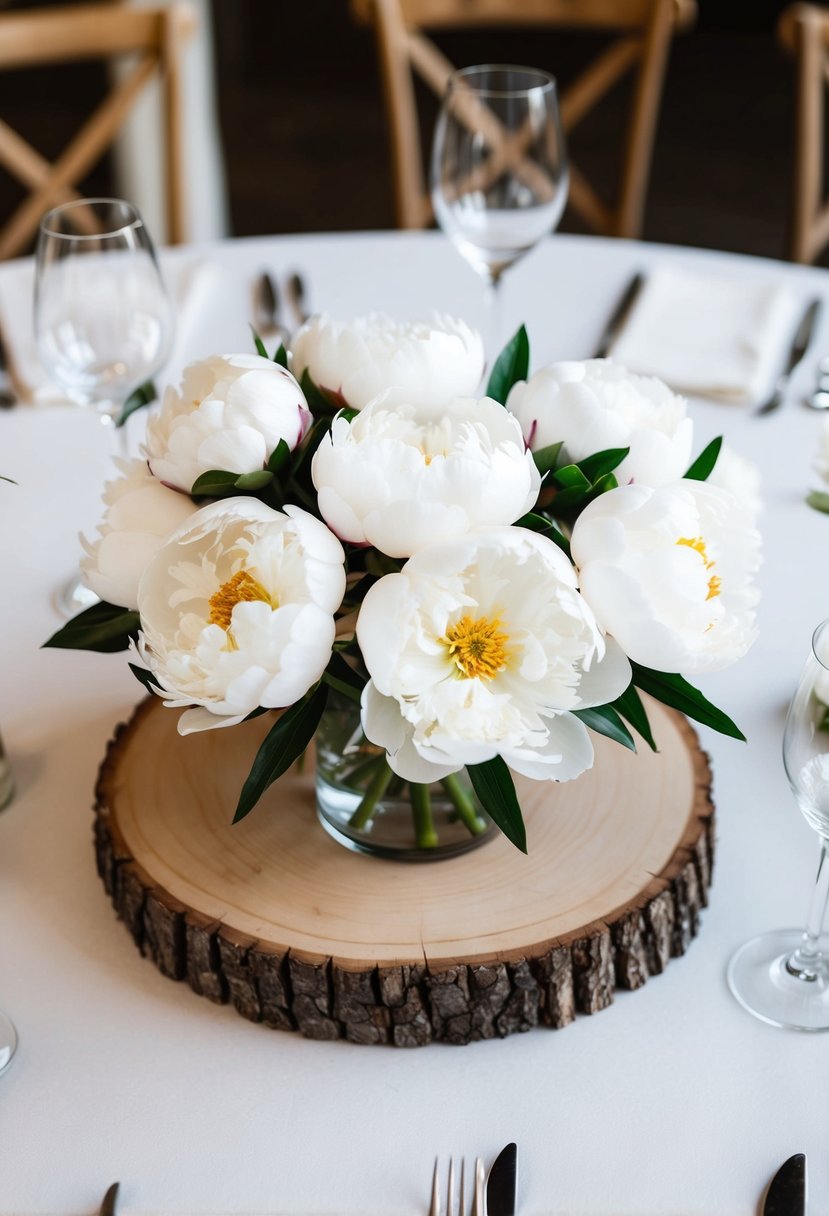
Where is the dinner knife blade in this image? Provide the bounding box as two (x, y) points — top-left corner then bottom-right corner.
(756, 297), (822, 414)
(763, 1154), (806, 1216)
(486, 1142), (518, 1216)
(99, 1182), (120, 1216)
(593, 272), (644, 358)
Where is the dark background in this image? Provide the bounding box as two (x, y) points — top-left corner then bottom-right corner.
(0, 0), (815, 261)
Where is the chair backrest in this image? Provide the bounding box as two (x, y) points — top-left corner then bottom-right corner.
(351, 0), (696, 237)
(0, 1), (196, 260)
(778, 3), (829, 263)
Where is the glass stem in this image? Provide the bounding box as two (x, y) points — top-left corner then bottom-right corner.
(485, 272), (505, 364)
(786, 836), (829, 981)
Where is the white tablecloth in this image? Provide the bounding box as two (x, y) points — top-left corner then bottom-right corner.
(2, 232), (829, 1216)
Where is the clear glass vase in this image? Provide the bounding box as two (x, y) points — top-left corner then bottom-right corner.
(315, 691), (497, 861)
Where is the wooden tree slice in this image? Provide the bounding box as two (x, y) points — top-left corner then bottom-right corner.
(94, 695), (714, 1046)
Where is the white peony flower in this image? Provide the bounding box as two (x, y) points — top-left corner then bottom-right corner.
(505, 359), (693, 487)
(136, 498), (346, 734)
(355, 527), (632, 783)
(145, 354), (309, 493)
(80, 458), (197, 610)
(570, 480), (761, 675)
(707, 443), (762, 521)
(290, 312), (485, 409)
(311, 393), (541, 557)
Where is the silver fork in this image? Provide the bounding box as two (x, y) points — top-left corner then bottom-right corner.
(429, 1157), (485, 1216)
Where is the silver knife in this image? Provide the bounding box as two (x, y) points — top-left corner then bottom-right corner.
(486, 1142), (518, 1216)
(99, 1182), (120, 1216)
(593, 273), (644, 358)
(763, 1154), (806, 1216)
(756, 298), (822, 415)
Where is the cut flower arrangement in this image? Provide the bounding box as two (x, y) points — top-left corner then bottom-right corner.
(47, 314), (762, 857)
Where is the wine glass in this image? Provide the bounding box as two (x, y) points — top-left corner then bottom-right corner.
(0, 1010), (15, 1076)
(430, 64), (568, 354)
(34, 198), (173, 617)
(728, 617), (829, 1030)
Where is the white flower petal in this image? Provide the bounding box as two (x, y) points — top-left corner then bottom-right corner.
(291, 312), (485, 410)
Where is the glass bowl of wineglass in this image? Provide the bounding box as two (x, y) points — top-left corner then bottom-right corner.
(728, 617), (829, 1030)
(430, 64), (568, 353)
(34, 197), (173, 616)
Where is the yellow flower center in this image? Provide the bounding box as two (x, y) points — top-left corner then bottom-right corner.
(443, 614), (511, 680)
(677, 535), (720, 601)
(208, 569), (275, 634)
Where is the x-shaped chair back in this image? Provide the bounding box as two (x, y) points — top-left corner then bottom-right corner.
(351, 0), (696, 237)
(0, 2), (196, 260)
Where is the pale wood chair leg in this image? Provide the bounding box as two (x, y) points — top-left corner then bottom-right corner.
(615, 0), (674, 239)
(791, 10), (824, 263)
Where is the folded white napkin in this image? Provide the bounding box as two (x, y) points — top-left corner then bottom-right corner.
(609, 263), (803, 404)
(0, 254), (216, 403)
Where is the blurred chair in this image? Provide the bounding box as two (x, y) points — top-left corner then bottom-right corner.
(350, 0), (696, 237)
(778, 3), (829, 263)
(0, 1), (196, 260)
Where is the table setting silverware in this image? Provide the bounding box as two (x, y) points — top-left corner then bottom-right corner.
(286, 270), (309, 327)
(253, 270), (290, 345)
(763, 1154), (806, 1216)
(429, 1157), (485, 1216)
(592, 272), (644, 358)
(487, 1142), (518, 1216)
(755, 297), (821, 415)
(0, 322), (18, 409)
(99, 1182), (120, 1216)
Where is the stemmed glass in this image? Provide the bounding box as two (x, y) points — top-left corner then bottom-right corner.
(34, 198), (173, 617)
(430, 64), (568, 354)
(728, 617), (829, 1030)
(0, 1010), (15, 1076)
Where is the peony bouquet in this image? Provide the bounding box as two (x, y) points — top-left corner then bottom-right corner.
(47, 314), (762, 853)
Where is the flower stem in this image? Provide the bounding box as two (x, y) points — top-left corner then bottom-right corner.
(349, 758), (393, 830)
(409, 782), (439, 849)
(441, 773), (488, 836)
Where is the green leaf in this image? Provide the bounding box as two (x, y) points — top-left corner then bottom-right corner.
(43, 601), (140, 653)
(532, 441), (562, 475)
(234, 469), (274, 492)
(300, 368), (338, 413)
(273, 343), (288, 368)
(549, 485), (589, 512)
(513, 511), (572, 557)
(612, 683), (657, 751)
(485, 325), (530, 404)
(117, 379), (156, 427)
(553, 464), (591, 492)
(325, 650), (366, 694)
(807, 490), (829, 514)
(631, 663), (745, 741)
(590, 472), (619, 496)
(233, 683), (329, 822)
(573, 706), (636, 752)
(266, 438), (291, 476)
(191, 469), (239, 498)
(685, 436), (722, 481)
(250, 326), (269, 359)
(128, 663), (157, 693)
(577, 447), (629, 483)
(467, 756), (527, 853)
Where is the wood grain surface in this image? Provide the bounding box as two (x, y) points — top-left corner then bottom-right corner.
(94, 695), (714, 1045)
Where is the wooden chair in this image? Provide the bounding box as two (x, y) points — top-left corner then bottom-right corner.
(0, 1), (196, 260)
(350, 0), (697, 237)
(778, 3), (829, 263)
